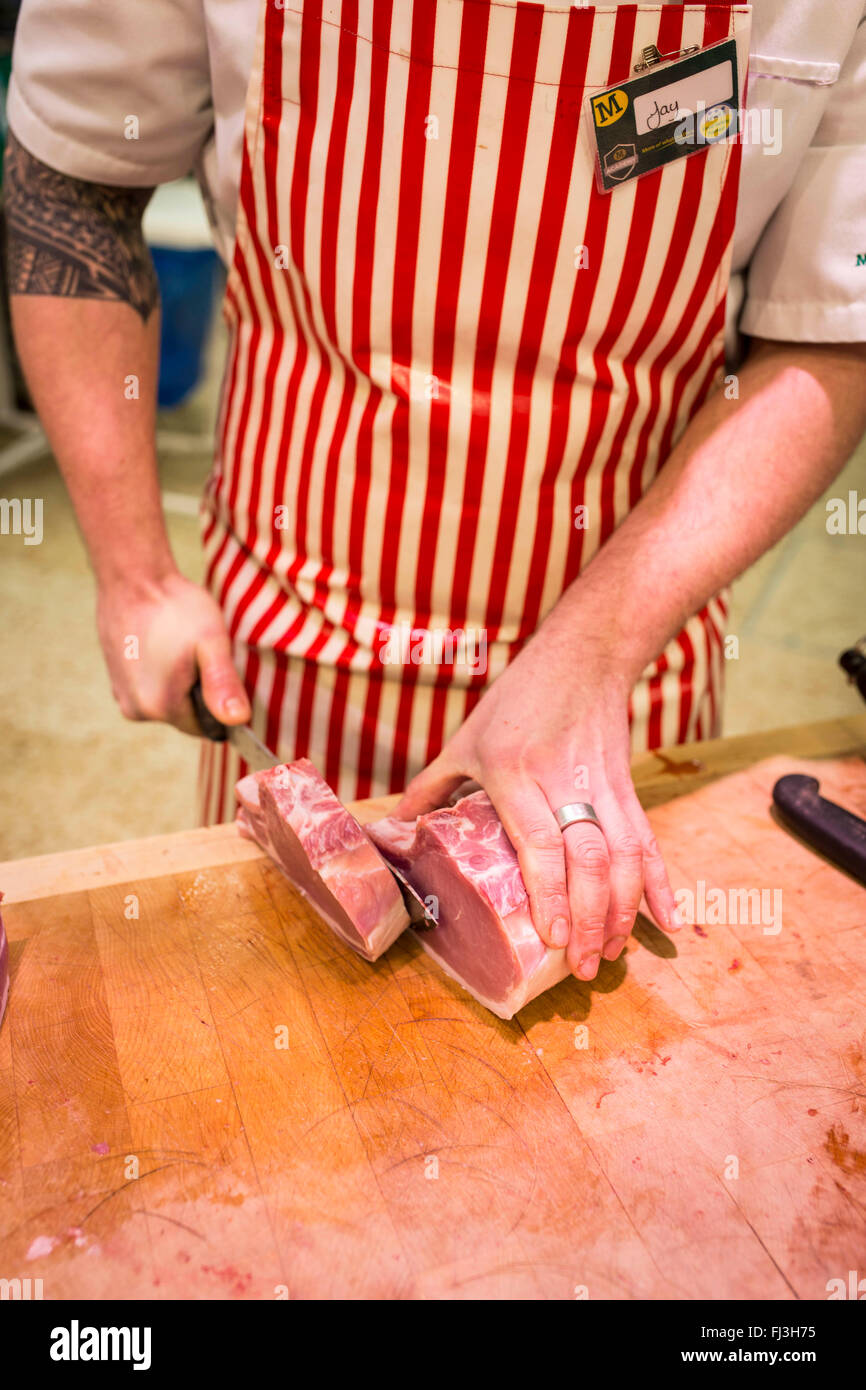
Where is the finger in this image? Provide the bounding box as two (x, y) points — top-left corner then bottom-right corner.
(117, 659), (199, 731)
(395, 753), (469, 818)
(127, 673), (204, 735)
(589, 789), (644, 962)
(483, 774), (571, 950)
(559, 820), (611, 981)
(616, 778), (681, 932)
(195, 633), (250, 725)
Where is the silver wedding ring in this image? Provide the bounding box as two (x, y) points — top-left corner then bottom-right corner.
(554, 802), (602, 833)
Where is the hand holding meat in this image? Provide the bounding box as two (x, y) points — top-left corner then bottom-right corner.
(96, 572), (250, 736)
(395, 626), (681, 982)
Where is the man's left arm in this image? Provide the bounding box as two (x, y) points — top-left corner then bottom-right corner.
(555, 337), (866, 689)
(398, 338), (866, 980)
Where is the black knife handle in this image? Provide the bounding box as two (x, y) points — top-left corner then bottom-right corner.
(772, 774), (866, 886)
(839, 641), (866, 703)
(190, 678), (229, 742)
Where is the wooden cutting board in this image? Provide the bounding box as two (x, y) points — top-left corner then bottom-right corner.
(1, 718), (865, 1300)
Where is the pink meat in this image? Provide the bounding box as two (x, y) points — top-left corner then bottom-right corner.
(235, 760), (409, 961)
(368, 791), (569, 1019)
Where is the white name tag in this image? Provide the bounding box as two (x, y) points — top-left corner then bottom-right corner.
(633, 59), (735, 135)
(588, 37), (741, 193)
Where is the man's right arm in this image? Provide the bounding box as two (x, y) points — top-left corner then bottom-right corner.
(3, 130), (249, 732)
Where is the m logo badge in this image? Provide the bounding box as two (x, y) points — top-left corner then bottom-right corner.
(603, 143), (638, 182)
(591, 89), (628, 127)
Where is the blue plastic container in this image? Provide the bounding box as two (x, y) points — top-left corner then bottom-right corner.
(151, 244), (220, 409)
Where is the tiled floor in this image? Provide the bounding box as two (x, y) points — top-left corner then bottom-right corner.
(1, 332), (865, 859)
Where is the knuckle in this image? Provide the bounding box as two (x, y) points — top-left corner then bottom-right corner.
(609, 769), (634, 796)
(643, 859), (670, 890)
(576, 918), (607, 945)
(608, 833), (642, 867)
(522, 742), (557, 773)
(518, 824), (561, 856)
(611, 910), (637, 934)
(581, 916), (608, 933)
(532, 885), (569, 912)
(135, 697), (165, 722)
(641, 831), (664, 861)
(570, 842), (610, 877)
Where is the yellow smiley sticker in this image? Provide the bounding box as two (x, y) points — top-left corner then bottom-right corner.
(699, 106), (732, 142)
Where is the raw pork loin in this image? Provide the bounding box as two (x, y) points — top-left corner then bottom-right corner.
(368, 791), (569, 1019)
(236, 760), (409, 961)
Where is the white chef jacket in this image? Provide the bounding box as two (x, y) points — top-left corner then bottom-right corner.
(6, 0), (866, 345)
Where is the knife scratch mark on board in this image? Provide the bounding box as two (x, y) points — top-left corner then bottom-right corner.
(133, 1209), (208, 1241)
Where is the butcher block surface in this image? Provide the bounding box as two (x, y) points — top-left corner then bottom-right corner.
(1, 716), (865, 1300)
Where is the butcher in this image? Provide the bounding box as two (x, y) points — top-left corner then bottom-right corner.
(5, 0), (866, 983)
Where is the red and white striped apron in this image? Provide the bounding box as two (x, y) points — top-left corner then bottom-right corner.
(200, 0), (751, 821)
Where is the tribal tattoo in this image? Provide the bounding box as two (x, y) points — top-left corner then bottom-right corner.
(3, 131), (159, 323)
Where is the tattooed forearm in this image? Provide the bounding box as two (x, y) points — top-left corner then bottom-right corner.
(3, 130), (159, 322)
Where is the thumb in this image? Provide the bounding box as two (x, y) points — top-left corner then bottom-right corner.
(195, 633), (250, 724)
(395, 753), (468, 819)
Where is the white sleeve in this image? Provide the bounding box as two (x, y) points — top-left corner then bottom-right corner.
(741, 12), (866, 343)
(6, 0), (213, 185)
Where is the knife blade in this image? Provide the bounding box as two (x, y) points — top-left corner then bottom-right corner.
(189, 679), (437, 925)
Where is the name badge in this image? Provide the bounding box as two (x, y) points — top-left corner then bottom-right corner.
(588, 37), (740, 193)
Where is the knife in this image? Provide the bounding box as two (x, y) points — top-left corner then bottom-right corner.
(772, 773), (866, 887)
(190, 679), (437, 926)
(190, 679), (277, 772)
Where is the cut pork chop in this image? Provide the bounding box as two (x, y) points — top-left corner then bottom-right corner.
(367, 791), (569, 1019)
(235, 760), (409, 961)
